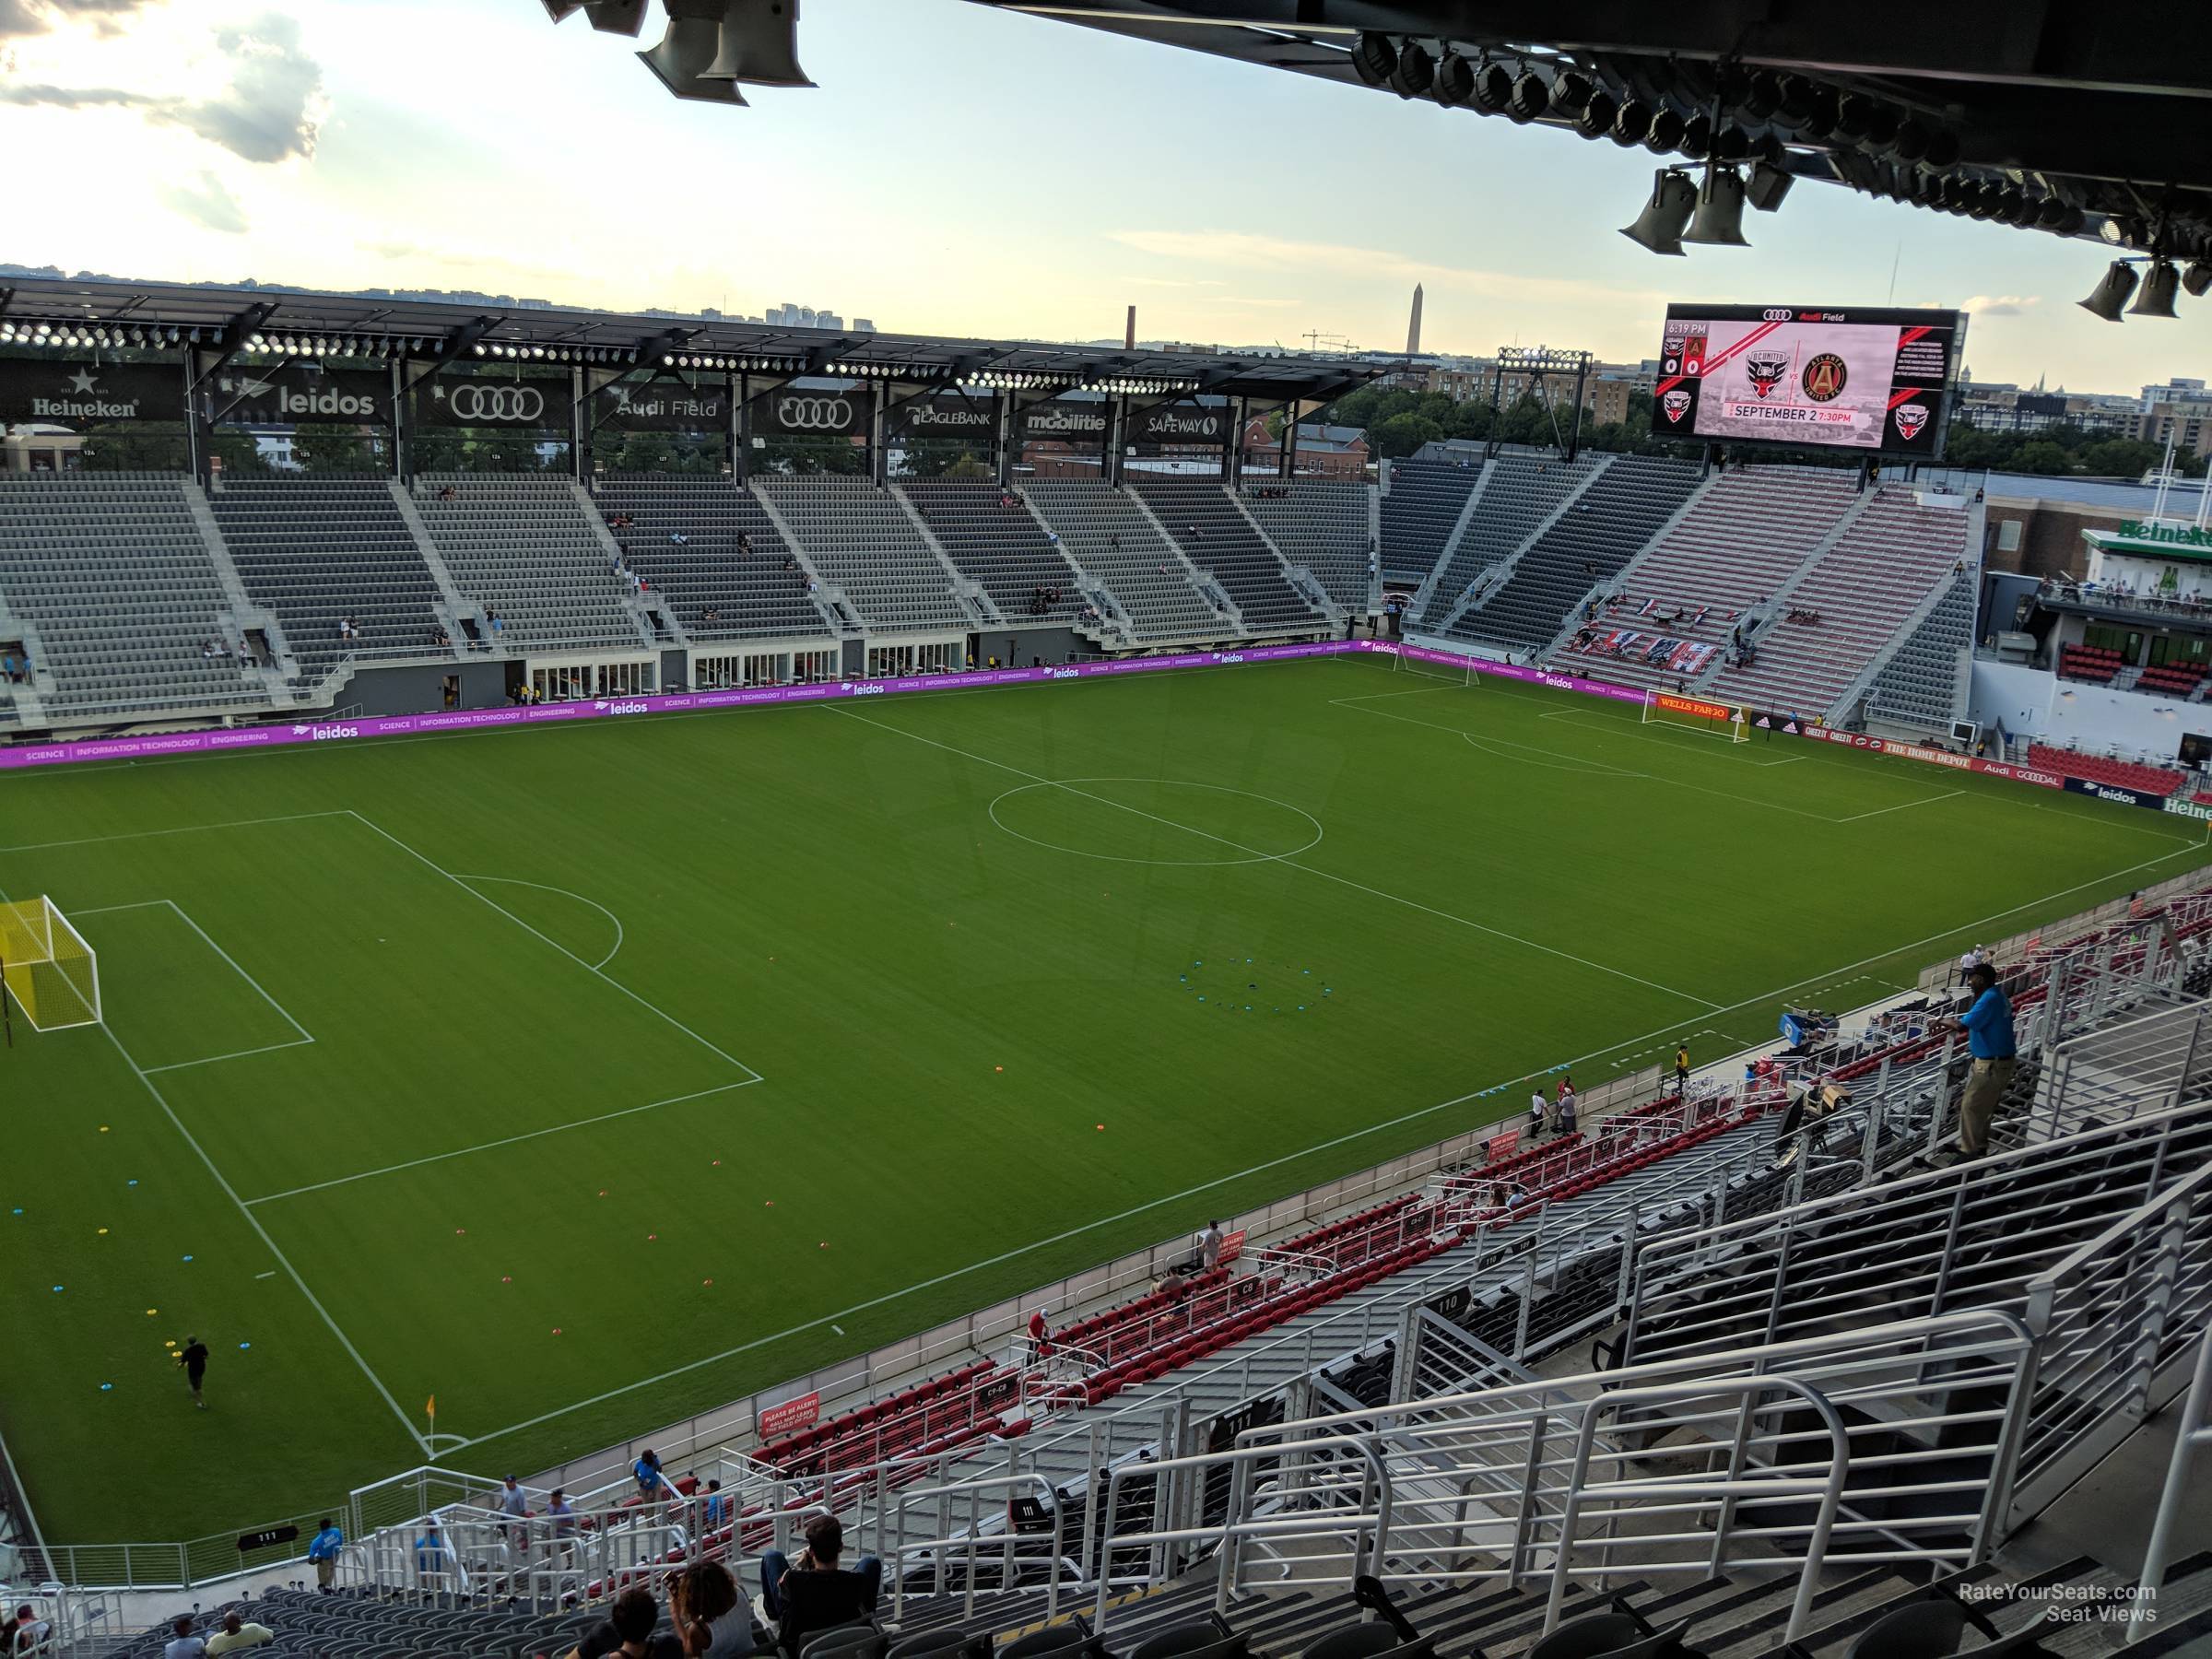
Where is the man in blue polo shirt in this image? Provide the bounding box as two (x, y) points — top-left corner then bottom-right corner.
(1951, 961), (2017, 1158)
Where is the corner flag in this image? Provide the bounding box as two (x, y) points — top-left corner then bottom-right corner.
(426, 1394), (436, 1421)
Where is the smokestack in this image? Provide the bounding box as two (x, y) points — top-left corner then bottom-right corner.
(1406, 284), (1424, 356)
(1125, 305), (1136, 350)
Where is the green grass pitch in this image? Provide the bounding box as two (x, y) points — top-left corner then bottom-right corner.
(4, 651), (2204, 1548)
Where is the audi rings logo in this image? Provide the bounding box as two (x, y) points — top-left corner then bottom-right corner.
(1761, 308), (1794, 322)
(450, 383), (547, 424)
(776, 395), (853, 431)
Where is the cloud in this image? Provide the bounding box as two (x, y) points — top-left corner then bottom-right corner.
(0, 10), (323, 163)
(159, 169), (247, 233)
(0, 0), (154, 40)
(1958, 295), (2041, 317)
(1124, 276), (1228, 288)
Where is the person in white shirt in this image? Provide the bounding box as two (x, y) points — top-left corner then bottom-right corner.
(1196, 1221), (1224, 1271)
(1958, 945), (1983, 984)
(1529, 1090), (1547, 1137)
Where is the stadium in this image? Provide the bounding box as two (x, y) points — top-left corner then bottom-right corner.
(4, 3), (2212, 1657)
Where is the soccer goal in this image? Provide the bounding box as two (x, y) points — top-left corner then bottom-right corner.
(0, 896), (100, 1031)
(1393, 647), (1480, 688)
(1641, 689), (1749, 743)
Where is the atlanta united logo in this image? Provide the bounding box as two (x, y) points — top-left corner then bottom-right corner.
(1893, 403), (1930, 441)
(1745, 353), (1790, 399)
(1661, 388), (1692, 424)
(1801, 353), (1848, 403)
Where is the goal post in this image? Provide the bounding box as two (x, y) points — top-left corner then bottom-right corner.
(1641, 688), (1749, 743)
(1392, 647), (1480, 688)
(0, 897), (100, 1030)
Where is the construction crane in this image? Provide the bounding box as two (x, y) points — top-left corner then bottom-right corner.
(1302, 330), (1355, 352)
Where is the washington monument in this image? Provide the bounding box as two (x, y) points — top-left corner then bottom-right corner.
(1406, 285), (1424, 355)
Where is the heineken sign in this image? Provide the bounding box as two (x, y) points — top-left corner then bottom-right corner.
(2116, 522), (2212, 547)
(0, 360), (182, 424)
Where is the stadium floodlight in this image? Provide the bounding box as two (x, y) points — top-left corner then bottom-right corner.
(1682, 165), (1751, 246)
(1620, 167), (1698, 255)
(2184, 262), (2212, 300)
(702, 0), (813, 88)
(2128, 260), (2182, 318)
(640, 3), (750, 104)
(1746, 159), (1794, 213)
(2078, 260), (2141, 320)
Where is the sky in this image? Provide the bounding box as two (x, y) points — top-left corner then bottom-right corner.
(0, 0), (2206, 396)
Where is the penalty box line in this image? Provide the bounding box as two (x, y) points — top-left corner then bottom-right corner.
(824, 703), (1724, 1013)
(441, 819), (2207, 1454)
(0, 871), (429, 1460)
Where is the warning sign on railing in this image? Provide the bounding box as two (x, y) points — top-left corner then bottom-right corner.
(758, 1390), (820, 1439)
(1218, 1228), (1247, 1265)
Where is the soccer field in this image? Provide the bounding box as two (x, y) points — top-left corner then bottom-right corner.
(5, 651), (2205, 1550)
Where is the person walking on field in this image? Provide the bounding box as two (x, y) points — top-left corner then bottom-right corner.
(1947, 961), (2017, 1159)
(177, 1335), (210, 1408)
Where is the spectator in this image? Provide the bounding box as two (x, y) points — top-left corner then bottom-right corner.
(414, 1524), (449, 1579)
(1196, 1219), (1224, 1272)
(563, 1586), (665, 1659)
(9, 1606), (51, 1655)
(703, 1478), (728, 1530)
(1529, 1089), (1547, 1138)
(670, 532), (689, 547)
(737, 533), (753, 555)
(1947, 962), (2017, 1159)
(204, 1613), (274, 1655)
(177, 1334), (209, 1408)
(1957, 943), (1984, 985)
(1555, 1086), (1578, 1136)
(438, 484), (458, 502)
(634, 1448), (668, 1500)
(498, 1474), (530, 1548)
(1674, 1041), (1691, 1097)
(670, 1559), (751, 1657)
(162, 1616), (204, 1659)
(759, 1513), (880, 1655)
(1026, 1306), (1053, 1360)
(547, 1487), (578, 1553)
(306, 1516), (344, 1593)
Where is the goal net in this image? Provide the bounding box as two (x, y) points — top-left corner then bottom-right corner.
(1641, 689), (1749, 743)
(0, 897), (100, 1030)
(1393, 648), (1480, 688)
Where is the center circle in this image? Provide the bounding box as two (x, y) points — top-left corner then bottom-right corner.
(986, 778), (1324, 866)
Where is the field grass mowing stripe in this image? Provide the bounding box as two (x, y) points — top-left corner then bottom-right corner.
(827, 703), (1725, 1012)
(241, 1077), (763, 1206)
(344, 810), (765, 1085)
(429, 826), (2197, 1456)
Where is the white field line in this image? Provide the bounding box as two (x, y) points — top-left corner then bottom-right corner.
(453, 875), (626, 971)
(446, 824), (2204, 1454)
(1334, 692), (1833, 822)
(77, 897), (317, 1065)
(828, 703), (1725, 1012)
(242, 1078), (762, 1206)
(0, 663), (1287, 782)
(345, 810), (763, 1085)
(1537, 704), (1806, 765)
(0, 808), (353, 854)
(1840, 789), (1967, 822)
(145, 1039), (315, 1075)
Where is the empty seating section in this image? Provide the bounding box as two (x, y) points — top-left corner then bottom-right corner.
(754, 477), (965, 632)
(2058, 642), (2123, 683)
(1707, 488), (1970, 719)
(758, 1360), (1014, 1478)
(1867, 574), (1973, 730)
(1445, 456), (1700, 651)
(593, 477), (825, 641)
(1557, 467), (1857, 691)
(1237, 480), (1372, 610)
(1049, 1267), (1254, 1369)
(1133, 480), (1321, 630)
(2139, 659), (2207, 697)
(899, 482), (1082, 621)
(1416, 453), (1602, 630)
(2027, 743), (2186, 797)
(414, 474), (640, 650)
(0, 474), (272, 721)
(211, 477), (447, 669)
(1379, 458), (1481, 584)
(1020, 482), (1223, 640)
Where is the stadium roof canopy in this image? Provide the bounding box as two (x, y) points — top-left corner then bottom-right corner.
(966, 2), (2212, 262)
(0, 275), (1382, 403)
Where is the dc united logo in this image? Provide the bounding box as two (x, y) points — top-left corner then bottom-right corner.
(1893, 403), (1930, 441)
(1800, 353), (1848, 403)
(1745, 353), (1790, 399)
(1661, 388), (1692, 424)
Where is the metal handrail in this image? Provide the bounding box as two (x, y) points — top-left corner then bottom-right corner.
(2132, 1324), (2212, 1642)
